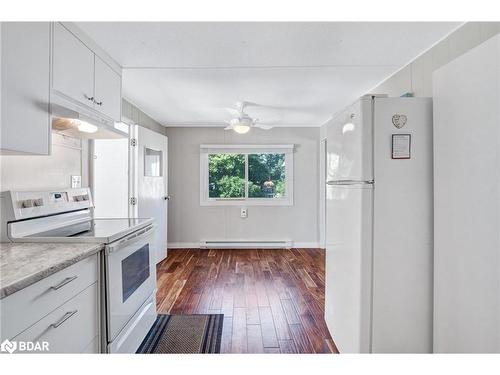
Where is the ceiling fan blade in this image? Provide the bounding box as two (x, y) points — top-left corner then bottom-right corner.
(254, 123), (273, 130)
(240, 101), (311, 111)
(264, 105), (310, 111)
(240, 100), (259, 108)
(224, 125), (233, 130)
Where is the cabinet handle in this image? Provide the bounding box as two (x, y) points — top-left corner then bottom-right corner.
(93, 99), (103, 106)
(50, 275), (78, 290)
(50, 310), (78, 329)
(84, 94), (94, 102)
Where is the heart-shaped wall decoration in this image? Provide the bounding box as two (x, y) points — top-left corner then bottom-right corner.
(392, 114), (407, 129)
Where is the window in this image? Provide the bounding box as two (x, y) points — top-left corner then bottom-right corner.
(209, 154), (245, 198)
(144, 147), (162, 177)
(248, 153), (286, 198)
(200, 144), (294, 206)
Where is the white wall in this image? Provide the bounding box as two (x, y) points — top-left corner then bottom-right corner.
(122, 99), (167, 136)
(433, 33), (500, 353)
(371, 22), (500, 98)
(0, 133), (87, 192)
(165, 127), (320, 248)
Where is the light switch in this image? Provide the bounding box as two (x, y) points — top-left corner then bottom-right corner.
(71, 175), (82, 188)
(240, 208), (248, 218)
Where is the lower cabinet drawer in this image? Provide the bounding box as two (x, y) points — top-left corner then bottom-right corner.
(1, 254), (98, 340)
(13, 283), (98, 353)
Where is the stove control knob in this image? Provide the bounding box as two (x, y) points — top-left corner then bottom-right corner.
(33, 198), (44, 207)
(21, 199), (34, 208)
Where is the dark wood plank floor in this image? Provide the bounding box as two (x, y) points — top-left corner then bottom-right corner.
(156, 248), (338, 354)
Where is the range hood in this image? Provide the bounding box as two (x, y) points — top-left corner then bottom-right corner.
(50, 103), (128, 140)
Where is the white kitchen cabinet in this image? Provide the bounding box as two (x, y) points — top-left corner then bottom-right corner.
(0, 255), (98, 340)
(0, 254), (100, 353)
(52, 22), (95, 109)
(94, 56), (122, 121)
(51, 22), (122, 122)
(14, 284), (99, 354)
(0, 22), (51, 155)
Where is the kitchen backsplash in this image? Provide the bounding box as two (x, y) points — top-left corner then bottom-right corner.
(0, 133), (88, 192)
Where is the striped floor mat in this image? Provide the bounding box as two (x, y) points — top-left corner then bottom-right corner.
(137, 314), (223, 354)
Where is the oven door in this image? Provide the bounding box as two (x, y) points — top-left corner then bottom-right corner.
(105, 224), (156, 342)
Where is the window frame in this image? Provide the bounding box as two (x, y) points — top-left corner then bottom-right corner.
(200, 144), (294, 206)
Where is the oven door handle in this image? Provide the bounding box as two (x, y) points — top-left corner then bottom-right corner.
(105, 224), (155, 254)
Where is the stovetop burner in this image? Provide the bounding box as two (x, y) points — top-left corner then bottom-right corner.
(29, 218), (151, 238)
(22, 217), (154, 244)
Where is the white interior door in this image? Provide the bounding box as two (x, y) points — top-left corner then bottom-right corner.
(92, 138), (129, 218)
(137, 126), (168, 264)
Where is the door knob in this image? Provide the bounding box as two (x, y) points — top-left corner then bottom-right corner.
(164, 195), (171, 201)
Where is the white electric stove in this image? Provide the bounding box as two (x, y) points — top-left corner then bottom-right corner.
(0, 188), (157, 353)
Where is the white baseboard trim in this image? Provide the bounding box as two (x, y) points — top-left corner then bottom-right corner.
(294, 242), (323, 249)
(167, 241), (323, 249)
(201, 240), (292, 249)
(167, 242), (200, 249)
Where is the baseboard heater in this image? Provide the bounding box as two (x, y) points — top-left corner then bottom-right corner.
(200, 240), (292, 249)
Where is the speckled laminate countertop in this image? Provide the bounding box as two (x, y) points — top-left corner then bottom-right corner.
(0, 242), (104, 299)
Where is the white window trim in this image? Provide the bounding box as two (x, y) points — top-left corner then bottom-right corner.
(200, 144), (294, 206)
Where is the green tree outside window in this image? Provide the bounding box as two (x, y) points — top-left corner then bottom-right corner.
(208, 153), (286, 199)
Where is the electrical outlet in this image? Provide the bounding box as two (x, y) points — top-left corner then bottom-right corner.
(71, 175), (82, 188)
(240, 208), (248, 218)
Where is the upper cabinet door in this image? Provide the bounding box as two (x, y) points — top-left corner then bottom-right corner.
(1, 22), (51, 155)
(94, 56), (122, 121)
(52, 23), (95, 108)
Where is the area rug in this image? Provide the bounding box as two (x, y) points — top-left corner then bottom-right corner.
(136, 314), (223, 354)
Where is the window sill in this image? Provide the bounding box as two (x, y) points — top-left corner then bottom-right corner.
(200, 198), (293, 207)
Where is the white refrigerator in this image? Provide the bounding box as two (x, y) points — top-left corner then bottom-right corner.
(325, 95), (433, 353)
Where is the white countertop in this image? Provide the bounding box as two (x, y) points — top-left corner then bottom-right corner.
(0, 242), (104, 299)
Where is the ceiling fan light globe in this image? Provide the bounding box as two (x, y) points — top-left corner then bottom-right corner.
(233, 124), (251, 134)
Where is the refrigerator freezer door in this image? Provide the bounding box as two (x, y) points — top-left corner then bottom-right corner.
(325, 184), (373, 353)
(326, 97), (373, 182)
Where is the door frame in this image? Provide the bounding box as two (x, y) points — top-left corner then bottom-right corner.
(319, 137), (327, 248)
(128, 123), (139, 218)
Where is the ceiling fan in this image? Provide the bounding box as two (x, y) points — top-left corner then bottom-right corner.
(224, 101), (275, 134)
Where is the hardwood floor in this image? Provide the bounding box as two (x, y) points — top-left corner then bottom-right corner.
(156, 248), (338, 354)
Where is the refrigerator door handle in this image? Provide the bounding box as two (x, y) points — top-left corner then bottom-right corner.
(326, 180), (374, 186)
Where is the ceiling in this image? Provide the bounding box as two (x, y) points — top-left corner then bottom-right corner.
(77, 22), (460, 127)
